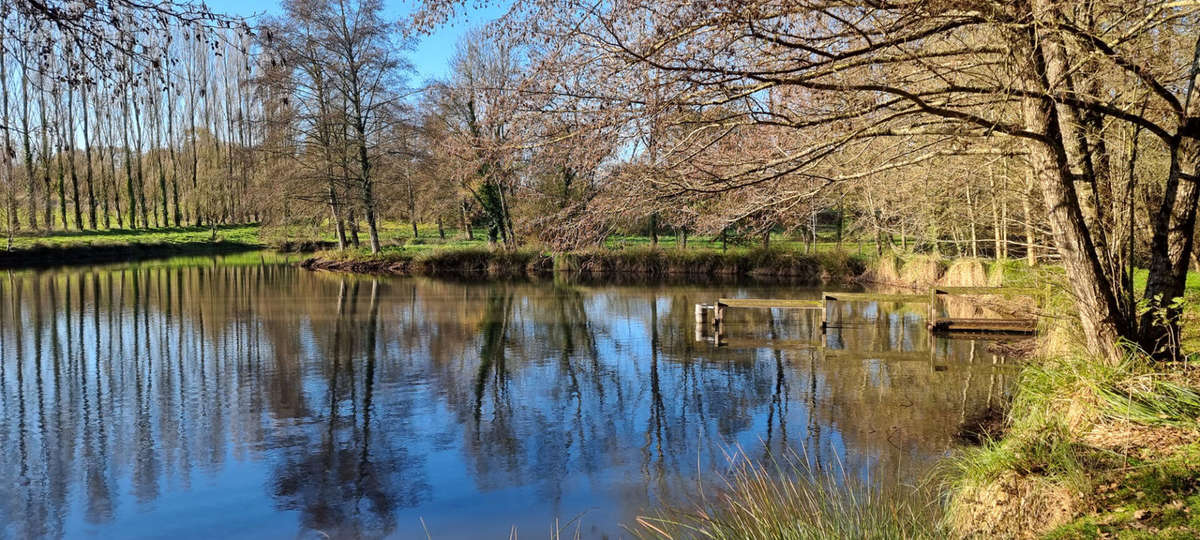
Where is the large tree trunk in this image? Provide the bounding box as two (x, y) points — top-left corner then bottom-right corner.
(1139, 123), (1200, 355)
(1022, 6), (1131, 363)
(1137, 28), (1200, 355)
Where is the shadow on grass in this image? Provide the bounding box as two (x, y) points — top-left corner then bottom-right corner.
(0, 238), (263, 269)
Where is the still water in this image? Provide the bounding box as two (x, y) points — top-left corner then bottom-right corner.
(0, 255), (1013, 539)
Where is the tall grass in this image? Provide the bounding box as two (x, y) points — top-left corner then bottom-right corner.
(946, 343), (1200, 537)
(632, 448), (943, 540)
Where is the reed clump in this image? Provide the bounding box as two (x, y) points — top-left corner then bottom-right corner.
(632, 448), (944, 540)
(899, 254), (947, 287)
(940, 259), (988, 287)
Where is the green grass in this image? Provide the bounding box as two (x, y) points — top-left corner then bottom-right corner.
(948, 342), (1200, 537)
(1043, 443), (1200, 539)
(5, 224), (262, 250)
(268, 222), (890, 257)
(306, 243), (869, 281)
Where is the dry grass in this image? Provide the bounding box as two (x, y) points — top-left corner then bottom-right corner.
(942, 259), (989, 287)
(866, 253), (904, 284)
(899, 255), (947, 286)
(951, 472), (1080, 539)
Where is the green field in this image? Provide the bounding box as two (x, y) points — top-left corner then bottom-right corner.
(4, 224), (263, 250)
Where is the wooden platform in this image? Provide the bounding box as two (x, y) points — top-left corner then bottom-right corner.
(933, 286), (1043, 298)
(928, 286), (1040, 335)
(821, 292), (929, 303)
(928, 317), (1037, 334)
(696, 286), (1041, 340)
(716, 298), (823, 309)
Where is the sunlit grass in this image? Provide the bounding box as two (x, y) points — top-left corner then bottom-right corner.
(631, 447), (944, 540)
(8, 223), (262, 248)
(947, 342), (1200, 537)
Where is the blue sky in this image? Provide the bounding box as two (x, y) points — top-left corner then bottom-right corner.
(201, 0), (509, 84)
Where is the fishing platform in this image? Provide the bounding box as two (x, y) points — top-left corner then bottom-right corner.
(695, 286), (1040, 343)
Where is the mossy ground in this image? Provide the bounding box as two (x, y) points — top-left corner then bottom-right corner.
(1044, 442), (1200, 539)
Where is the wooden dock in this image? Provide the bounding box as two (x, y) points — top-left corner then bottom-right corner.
(928, 317), (1037, 334)
(717, 298), (823, 309)
(696, 286), (1040, 341)
(821, 292), (929, 303)
(928, 287), (1039, 335)
(700, 298), (824, 327)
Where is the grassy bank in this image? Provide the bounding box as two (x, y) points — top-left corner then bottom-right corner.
(933, 260), (1200, 538)
(266, 222), (886, 257)
(0, 224), (263, 268)
(948, 348), (1200, 538)
(302, 245), (867, 282)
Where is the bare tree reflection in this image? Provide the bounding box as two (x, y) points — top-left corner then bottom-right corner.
(0, 263), (1012, 537)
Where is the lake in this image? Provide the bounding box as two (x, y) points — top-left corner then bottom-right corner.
(0, 255), (1014, 538)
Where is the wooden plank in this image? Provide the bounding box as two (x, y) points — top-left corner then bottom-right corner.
(717, 298), (823, 309)
(823, 349), (931, 363)
(716, 338), (820, 350)
(822, 292), (930, 303)
(930, 318), (1037, 334)
(933, 286), (1042, 298)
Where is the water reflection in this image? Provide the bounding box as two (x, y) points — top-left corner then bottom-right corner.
(0, 260), (1013, 538)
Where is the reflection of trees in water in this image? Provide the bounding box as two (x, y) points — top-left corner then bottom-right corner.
(0, 267), (1012, 536)
(0, 266), (432, 537)
(270, 279), (424, 538)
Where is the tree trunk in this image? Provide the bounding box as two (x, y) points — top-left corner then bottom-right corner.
(81, 80), (96, 230)
(329, 181), (347, 250)
(19, 54), (37, 231)
(131, 94), (149, 228)
(121, 91), (138, 229)
(66, 67), (83, 230)
(649, 213), (658, 248)
(1023, 169), (1037, 266)
(0, 28), (14, 245)
(1138, 49), (1200, 356)
(37, 74), (53, 229)
(54, 87), (67, 230)
(461, 200), (473, 239)
(1022, 8), (1130, 363)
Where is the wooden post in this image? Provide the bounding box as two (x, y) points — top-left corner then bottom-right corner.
(928, 289), (937, 329)
(714, 301), (726, 327)
(820, 297), (827, 331)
